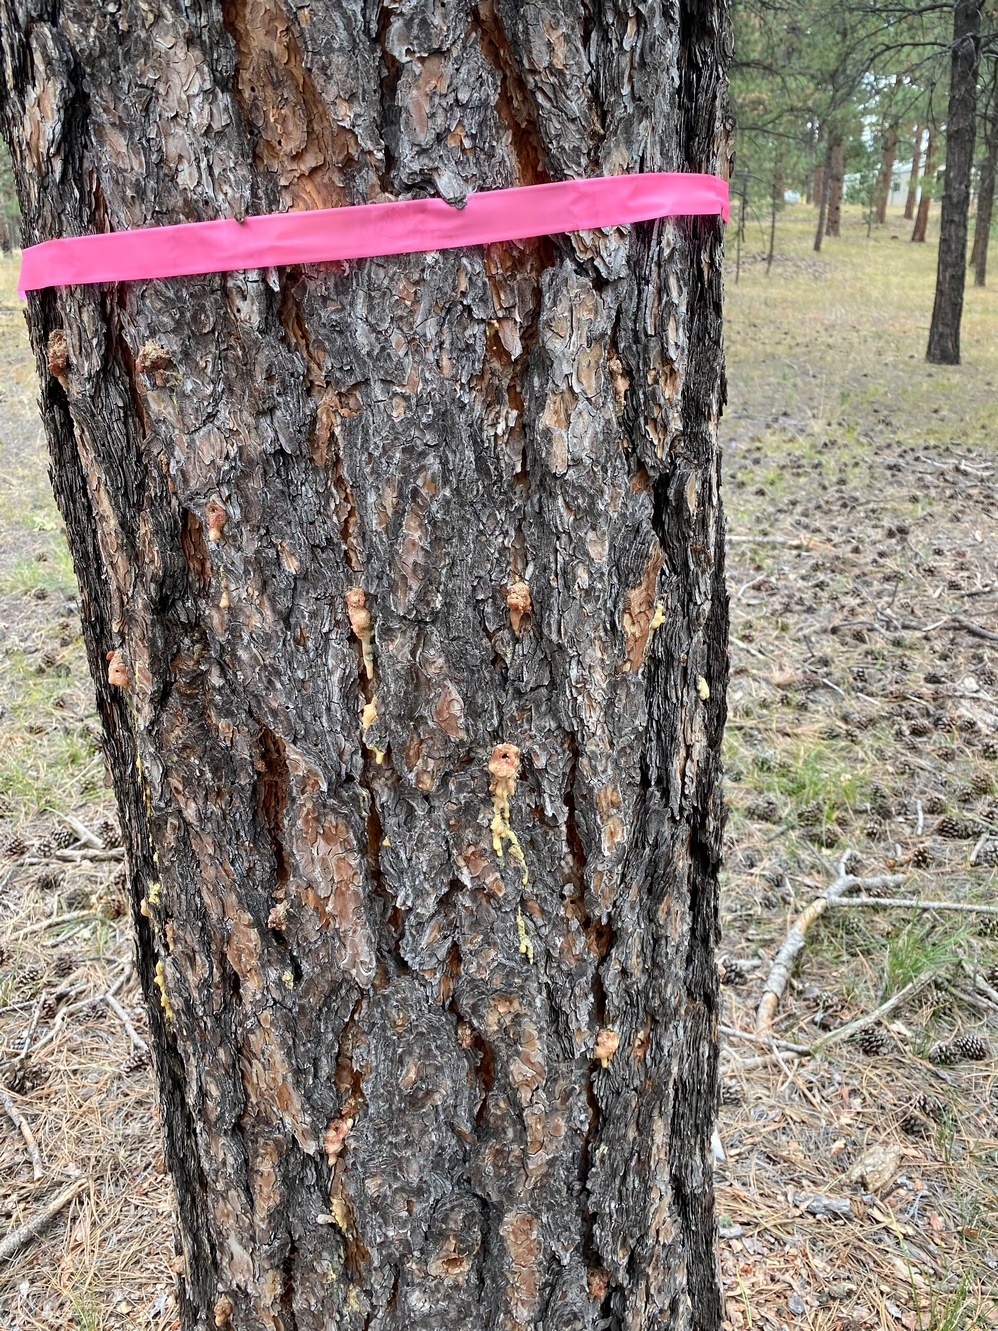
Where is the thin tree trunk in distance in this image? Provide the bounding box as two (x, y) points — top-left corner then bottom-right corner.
(928, 0), (983, 363)
(814, 142), (833, 251)
(812, 162), (825, 210)
(0, 1), (732, 1328)
(912, 129), (938, 241)
(905, 124), (924, 219)
(875, 128), (898, 224)
(974, 117), (998, 284)
(826, 137), (844, 236)
(971, 61), (998, 280)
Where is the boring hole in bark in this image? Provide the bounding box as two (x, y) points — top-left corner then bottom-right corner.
(279, 1237), (299, 1331)
(470, 1029), (495, 1127)
(254, 724), (291, 887)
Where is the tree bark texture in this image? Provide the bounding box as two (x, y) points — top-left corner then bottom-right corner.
(874, 127), (897, 224)
(825, 137), (843, 237)
(911, 129), (937, 242)
(1, 2), (732, 1329)
(927, 0), (982, 363)
(904, 124), (923, 220)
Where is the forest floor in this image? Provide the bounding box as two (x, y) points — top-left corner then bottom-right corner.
(0, 204), (996, 1329)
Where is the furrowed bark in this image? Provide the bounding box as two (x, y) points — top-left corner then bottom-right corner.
(0, 2), (731, 1328)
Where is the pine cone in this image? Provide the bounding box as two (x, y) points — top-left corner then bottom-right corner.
(719, 1081), (742, 1107)
(975, 840), (998, 867)
(96, 816), (121, 848)
(956, 716), (979, 733)
(868, 784), (893, 817)
(949, 1032), (990, 1061)
(2, 834), (30, 861)
(806, 825), (841, 848)
(981, 739), (998, 760)
(863, 818), (883, 841)
(18, 962), (44, 990)
(39, 992), (59, 1021)
(857, 1025), (894, 1056)
(908, 717), (933, 738)
(924, 670), (946, 685)
(33, 836), (55, 859)
(120, 1048), (151, 1075)
(972, 771), (995, 796)
(745, 796), (780, 823)
(2, 1059), (47, 1094)
(35, 867), (64, 892)
(934, 815), (976, 840)
(936, 745), (957, 763)
(928, 1040), (960, 1066)
(52, 825), (76, 850)
(910, 844), (934, 868)
(921, 794), (945, 815)
(52, 952), (77, 978)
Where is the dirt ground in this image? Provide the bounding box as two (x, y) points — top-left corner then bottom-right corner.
(1, 203), (997, 1329)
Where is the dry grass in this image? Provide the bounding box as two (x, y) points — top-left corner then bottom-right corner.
(0, 199), (997, 1328)
(719, 202), (998, 1330)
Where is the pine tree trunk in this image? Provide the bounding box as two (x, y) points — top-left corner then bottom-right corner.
(973, 105), (998, 285)
(825, 137), (844, 236)
(812, 163), (825, 211)
(904, 124), (924, 220)
(928, 0), (983, 364)
(912, 130), (938, 242)
(875, 128), (897, 224)
(814, 143), (833, 252)
(970, 58), (998, 279)
(0, 2), (731, 1329)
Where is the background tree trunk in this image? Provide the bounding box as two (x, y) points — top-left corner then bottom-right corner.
(812, 162), (825, 211)
(0, 2), (732, 1329)
(875, 127), (897, 224)
(904, 124), (924, 220)
(928, 0), (983, 363)
(814, 142), (833, 251)
(825, 136), (844, 236)
(970, 61), (998, 283)
(912, 129), (938, 241)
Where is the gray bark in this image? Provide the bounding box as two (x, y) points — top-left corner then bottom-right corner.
(0, 2), (732, 1328)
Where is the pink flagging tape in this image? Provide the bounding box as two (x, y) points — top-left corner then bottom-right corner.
(18, 173), (729, 297)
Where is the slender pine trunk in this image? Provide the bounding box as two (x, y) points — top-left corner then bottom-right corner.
(825, 137), (844, 236)
(905, 124), (924, 220)
(912, 129), (938, 242)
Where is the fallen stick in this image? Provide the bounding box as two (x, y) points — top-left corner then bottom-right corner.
(756, 852), (904, 1033)
(811, 973), (936, 1053)
(0, 1178), (87, 1262)
(961, 961), (998, 1008)
(104, 991), (148, 1054)
(719, 1023), (812, 1055)
(0, 1089), (44, 1181)
(843, 896), (998, 916)
(13, 911), (102, 940)
(58, 814), (103, 850)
